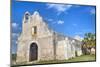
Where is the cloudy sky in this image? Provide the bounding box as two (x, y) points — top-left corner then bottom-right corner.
(11, 0), (96, 53)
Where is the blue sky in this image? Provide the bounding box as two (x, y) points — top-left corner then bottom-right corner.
(11, 0), (96, 54)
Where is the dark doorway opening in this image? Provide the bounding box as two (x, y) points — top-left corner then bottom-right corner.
(29, 43), (38, 61)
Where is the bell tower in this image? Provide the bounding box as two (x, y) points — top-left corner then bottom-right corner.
(22, 11), (31, 35)
(31, 11), (41, 37)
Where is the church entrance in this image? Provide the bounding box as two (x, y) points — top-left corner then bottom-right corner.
(29, 43), (38, 61)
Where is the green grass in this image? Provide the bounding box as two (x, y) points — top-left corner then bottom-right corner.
(64, 55), (95, 62)
(36, 55), (96, 64)
(12, 55), (96, 67)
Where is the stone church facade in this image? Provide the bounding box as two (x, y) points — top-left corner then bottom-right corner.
(16, 11), (82, 64)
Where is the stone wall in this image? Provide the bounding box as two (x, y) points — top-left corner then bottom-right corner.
(38, 35), (54, 61)
(16, 11), (82, 64)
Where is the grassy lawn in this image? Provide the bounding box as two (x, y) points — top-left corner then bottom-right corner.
(36, 55), (96, 64)
(67, 55), (95, 62)
(12, 55), (96, 67)
(64, 55), (95, 62)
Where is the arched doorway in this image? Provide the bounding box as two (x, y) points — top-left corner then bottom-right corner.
(29, 43), (38, 61)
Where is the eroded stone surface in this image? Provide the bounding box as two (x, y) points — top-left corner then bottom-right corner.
(16, 11), (82, 64)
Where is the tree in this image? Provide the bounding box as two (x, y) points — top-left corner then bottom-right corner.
(82, 33), (96, 54)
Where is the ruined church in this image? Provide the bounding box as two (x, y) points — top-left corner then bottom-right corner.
(16, 11), (82, 64)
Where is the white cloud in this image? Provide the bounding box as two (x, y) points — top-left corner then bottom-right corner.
(74, 35), (83, 41)
(74, 32), (84, 36)
(12, 33), (19, 37)
(46, 18), (64, 25)
(57, 20), (64, 24)
(12, 40), (17, 44)
(72, 23), (77, 26)
(46, 4), (72, 15)
(12, 22), (21, 32)
(48, 18), (53, 21)
(90, 8), (96, 15)
(12, 32), (19, 40)
(12, 22), (18, 28)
